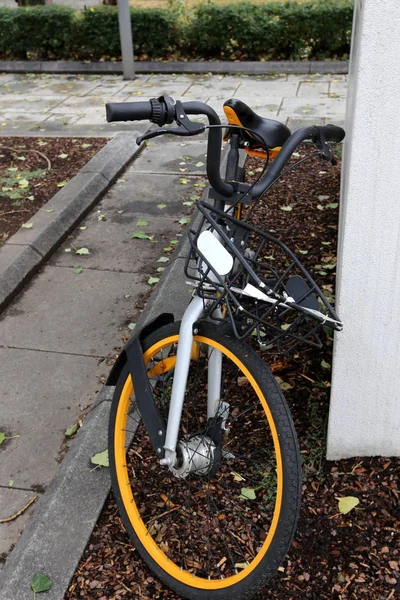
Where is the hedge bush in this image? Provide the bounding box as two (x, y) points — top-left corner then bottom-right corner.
(185, 0), (353, 60)
(76, 7), (179, 59)
(0, 1), (353, 62)
(0, 5), (178, 60)
(12, 6), (76, 59)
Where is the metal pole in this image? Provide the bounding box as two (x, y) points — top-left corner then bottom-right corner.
(118, 0), (135, 80)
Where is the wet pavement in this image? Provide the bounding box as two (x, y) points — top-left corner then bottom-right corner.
(0, 72), (347, 137)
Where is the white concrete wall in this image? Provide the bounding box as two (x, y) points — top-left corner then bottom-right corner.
(327, 0), (400, 458)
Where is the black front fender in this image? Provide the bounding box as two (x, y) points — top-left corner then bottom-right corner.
(106, 312), (174, 386)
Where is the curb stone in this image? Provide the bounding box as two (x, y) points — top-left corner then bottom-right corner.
(0, 131), (144, 313)
(0, 59), (349, 76)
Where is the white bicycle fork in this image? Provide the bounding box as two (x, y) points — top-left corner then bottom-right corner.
(160, 295), (223, 468)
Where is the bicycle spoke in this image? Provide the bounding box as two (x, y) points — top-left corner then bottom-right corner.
(119, 333), (281, 580)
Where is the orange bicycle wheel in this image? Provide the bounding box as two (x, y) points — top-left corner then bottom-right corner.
(109, 321), (301, 600)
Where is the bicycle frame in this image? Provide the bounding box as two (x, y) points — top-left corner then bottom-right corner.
(160, 137), (242, 470)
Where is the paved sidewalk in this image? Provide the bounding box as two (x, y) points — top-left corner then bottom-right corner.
(0, 71), (347, 591)
(0, 132), (206, 558)
(0, 72), (347, 136)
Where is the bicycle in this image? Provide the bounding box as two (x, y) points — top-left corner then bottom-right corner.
(104, 95), (344, 600)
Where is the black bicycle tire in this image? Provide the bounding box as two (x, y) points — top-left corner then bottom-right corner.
(109, 320), (301, 600)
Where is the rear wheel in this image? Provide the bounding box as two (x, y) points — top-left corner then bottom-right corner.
(109, 321), (301, 600)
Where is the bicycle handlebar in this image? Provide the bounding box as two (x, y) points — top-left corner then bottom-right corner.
(107, 98), (235, 198)
(106, 101), (152, 122)
(251, 124), (345, 197)
(321, 124), (346, 143)
(105, 98), (345, 201)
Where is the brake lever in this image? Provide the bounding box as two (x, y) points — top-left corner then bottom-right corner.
(136, 100), (205, 145)
(320, 143), (337, 166)
(315, 127), (335, 163)
(136, 128), (173, 144)
(136, 122), (205, 145)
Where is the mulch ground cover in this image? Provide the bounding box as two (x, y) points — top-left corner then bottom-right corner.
(0, 137), (108, 246)
(65, 147), (399, 600)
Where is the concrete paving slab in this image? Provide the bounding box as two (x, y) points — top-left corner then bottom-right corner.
(0, 488), (39, 557)
(147, 74), (196, 85)
(183, 86), (240, 104)
(222, 98), (281, 119)
(52, 212), (187, 272)
(297, 81), (330, 97)
(37, 113), (83, 128)
(321, 105), (346, 121)
(48, 94), (129, 114)
(30, 81), (101, 97)
(0, 346), (103, 488)
(88, 86), (147, 98)
(0, 111), (47, 126)
(0, 74), (14, 84)
(103, 171), (205, 212)
(0, 73), (42, 82)
(187, 76), (242, 93)
(249, 99), (282, 115)
(278, 97), (346, 120)
(287, 73), (344, 83)
(127, 138), (207, 175)
(74, 110), (147, 128)
(0, 75), (85, 96)
(139, 255), (193, 329)
(0, 95), (65, 113)
(0, 80), (45, 95)
(238, 80), (299, 98)
(329, 81), (348, 97)
(84, 82), (131, 97)
(122, 81), (192, 99)
(38, 122), (149, 138)
(0, 267), (147, 355)
(85, 73), (152, 87)
(64, 110), (111, 126)
(230, 92), (284, 108)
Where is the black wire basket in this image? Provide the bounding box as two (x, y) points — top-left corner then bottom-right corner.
(185, 201), (342, 354)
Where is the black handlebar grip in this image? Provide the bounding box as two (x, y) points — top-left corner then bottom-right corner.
(106, 101), (153, 123)
(321, 124), (345, 143)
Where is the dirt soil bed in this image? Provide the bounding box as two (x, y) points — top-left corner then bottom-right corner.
(0, 137), (108, 246)
(65, 148), (400, 600)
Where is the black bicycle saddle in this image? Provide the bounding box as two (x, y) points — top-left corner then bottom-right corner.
(223, 98), (291, 150)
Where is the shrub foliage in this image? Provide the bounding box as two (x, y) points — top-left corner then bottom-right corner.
(185, 1), (353, 60)
(0, 1), (353, 61)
